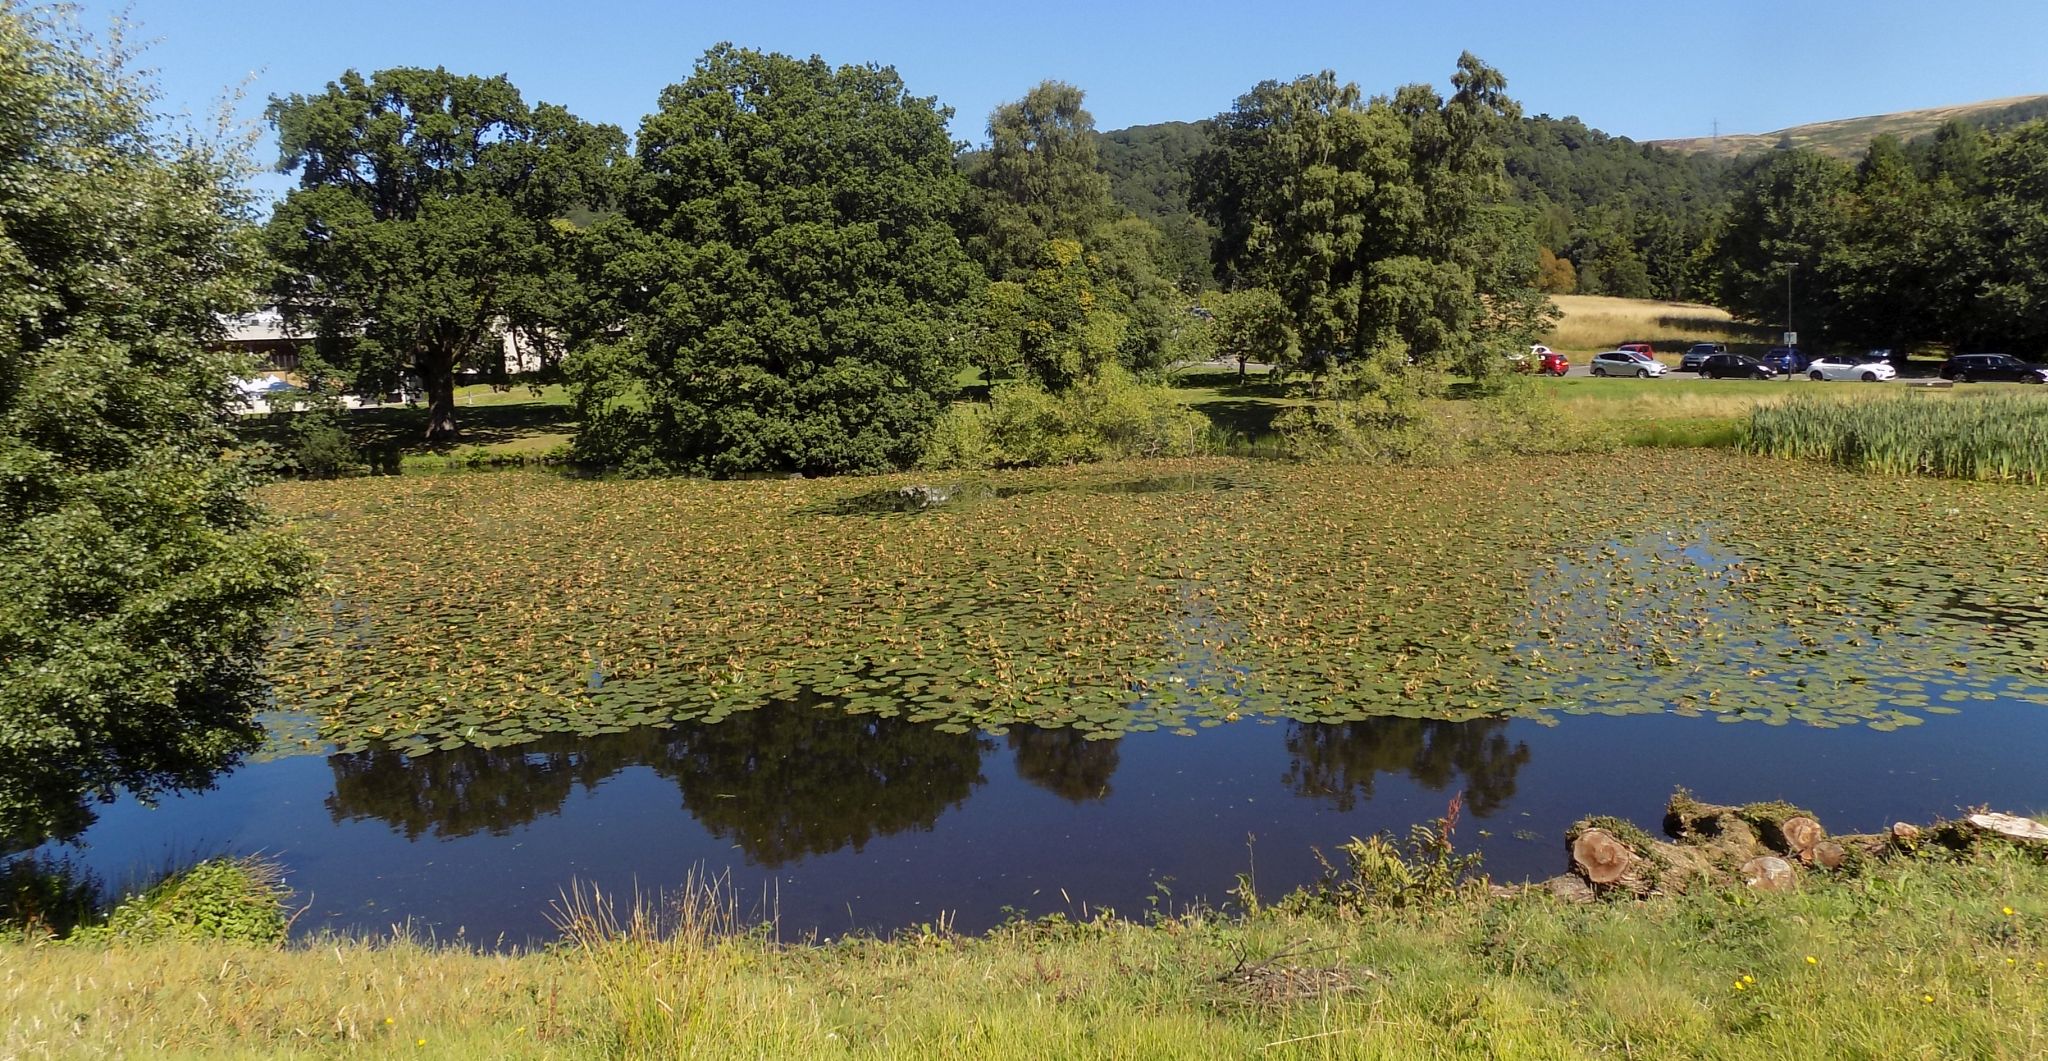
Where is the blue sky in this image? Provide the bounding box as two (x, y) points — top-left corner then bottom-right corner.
(74, 0), (2048, 160)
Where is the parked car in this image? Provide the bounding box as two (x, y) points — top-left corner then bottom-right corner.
(1940, 353), (2048, 384)
(1807, 352), (1898, 382)
(1761, 346), (1810, 374)
(1698, 353), (1777, 380)
(1680, 343), (1728, 372)
(1617, 341), (1657, 358)
(1537, 349), (1570, 376)
(1509, 344), (1552, 372)
(1589, 350), (1667, 378)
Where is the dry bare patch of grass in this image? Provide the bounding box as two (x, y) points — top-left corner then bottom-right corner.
(1544, 294), (1778, 353)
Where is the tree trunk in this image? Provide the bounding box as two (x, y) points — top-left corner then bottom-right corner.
(421, 350), (460, 443)
(1237, 355), (1247, 383)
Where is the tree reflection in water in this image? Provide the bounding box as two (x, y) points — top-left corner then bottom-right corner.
(327, 705), (989, 866)
(1007, 726), (1120, 802)
(1282, 718), (1530, 816)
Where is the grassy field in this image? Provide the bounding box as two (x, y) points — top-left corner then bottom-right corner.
(5, 840), (2044, 1058)
(1541, 294), (1778, 355)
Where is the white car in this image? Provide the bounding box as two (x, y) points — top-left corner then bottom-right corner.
(1807, 353), (1897, 382)
(1589, 350), (1667, 378)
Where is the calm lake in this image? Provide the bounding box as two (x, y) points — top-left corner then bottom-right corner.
(40, 693), (2048, 947)
(34, 456), (2048, 946)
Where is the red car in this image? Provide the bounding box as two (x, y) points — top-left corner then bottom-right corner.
(1617, 341), (1656, 357)
(1538, 350), (1570, 376)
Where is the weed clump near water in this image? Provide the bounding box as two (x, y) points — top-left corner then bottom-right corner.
(3, 856), (290, 945)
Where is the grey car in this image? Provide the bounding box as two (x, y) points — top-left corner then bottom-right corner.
(1590, 350), (1668, 378)
(1680, 343), (1727, 372)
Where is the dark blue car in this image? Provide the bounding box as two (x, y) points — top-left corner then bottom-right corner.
(1762, 347), (1811, 374)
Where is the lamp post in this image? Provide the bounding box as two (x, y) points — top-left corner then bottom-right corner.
(1785, 263), (1794, 341)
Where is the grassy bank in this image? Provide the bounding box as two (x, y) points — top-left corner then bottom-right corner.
(5, 839), (2044, 1058)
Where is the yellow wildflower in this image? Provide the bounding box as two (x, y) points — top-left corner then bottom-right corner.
(2003, 906), (2017, 916)
(1742, 974), (1755, 984)
(1804, 955), (1818, 965)
(1921, 994), (1934, 1004)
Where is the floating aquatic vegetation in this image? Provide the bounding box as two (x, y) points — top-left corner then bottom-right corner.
(260, 453), (2048, 757)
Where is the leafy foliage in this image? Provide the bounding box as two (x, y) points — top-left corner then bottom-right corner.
(963, 83), (1187, 375)
(1192, 55), (1540, 377)
(1294, 795), (1482, 911)
(264, 67), (626, 441)
(1716, 117), (2048, 352)
(568, 45), (980, 476)
(0, 5), (315, 849)
(923, 367), (1209, 469)
(67, 857), (290, 946)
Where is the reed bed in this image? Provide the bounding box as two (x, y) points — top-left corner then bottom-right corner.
(1748, 390), (2048, 484)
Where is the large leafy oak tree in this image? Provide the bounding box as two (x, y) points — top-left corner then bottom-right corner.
(264, 68), (625, 441)
(571, 46), (981, 475)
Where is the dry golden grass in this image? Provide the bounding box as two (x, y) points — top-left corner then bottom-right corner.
(1543, 294), (1778, 354)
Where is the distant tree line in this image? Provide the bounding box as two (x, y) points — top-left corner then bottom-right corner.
(261, 46), (2048, 474)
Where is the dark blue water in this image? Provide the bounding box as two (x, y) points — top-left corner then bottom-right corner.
(32, 699), (2048, 948)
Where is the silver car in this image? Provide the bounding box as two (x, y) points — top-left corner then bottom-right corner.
(1589, 350), (1668, 378)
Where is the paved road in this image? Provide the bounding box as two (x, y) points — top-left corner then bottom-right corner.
(1550, 364), (1941, 385)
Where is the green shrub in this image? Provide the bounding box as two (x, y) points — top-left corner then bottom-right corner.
(69, 858), (290, 946)
(923, 367), (1208, 469)
(1278, 367), (1616, 463)
(291, 416), (363, 479)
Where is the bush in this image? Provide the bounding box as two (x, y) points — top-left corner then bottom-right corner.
(291, 416), (363, 479)
(1278, 365), (1616, 464)
(1275, 360), (1451, 464)
(923, 367), (1208, 469)
(68, 858), (290, 946)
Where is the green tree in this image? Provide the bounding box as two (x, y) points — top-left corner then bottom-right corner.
(1013, 239), (1130, 391)
(1715, 150), (1852, 340)
(963, 81), (1120, 279)
(1193, 55), (1530, 375)
(265, 68), (625, 441)
(1210, 287), (1299, 380)
(965, 82), (1184, 374)
(571, 45), (980, 476)
(0, 5), (316, 849)
(1970, 120), (2048, 352)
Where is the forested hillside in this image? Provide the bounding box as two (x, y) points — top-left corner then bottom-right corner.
(1099, 112), (1737, 301)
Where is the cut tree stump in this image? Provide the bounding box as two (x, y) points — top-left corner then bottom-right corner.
(1967, 813), (2048, 845)
(1741, 856), (1797, 892)
(1571, 828), (1637, 887)
(1777, 816), (1826, 858)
